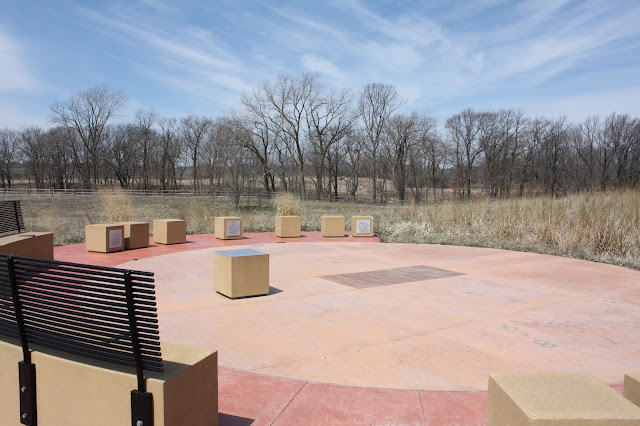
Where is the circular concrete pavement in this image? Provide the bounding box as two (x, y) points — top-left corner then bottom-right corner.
(115, 240), (640, 392)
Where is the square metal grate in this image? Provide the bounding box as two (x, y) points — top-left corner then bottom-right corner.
(320, 265), (463, 289)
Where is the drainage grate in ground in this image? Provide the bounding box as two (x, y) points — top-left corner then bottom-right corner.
(320, 265), (463, 289)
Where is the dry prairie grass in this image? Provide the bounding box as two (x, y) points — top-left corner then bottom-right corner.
(12, 189), (640, 269)
(98, 188), (133, 222)
(274, 192), (302, 216)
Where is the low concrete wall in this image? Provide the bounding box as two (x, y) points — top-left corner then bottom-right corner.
(0, 336), (218, 425)
(0, 232), (54, 259)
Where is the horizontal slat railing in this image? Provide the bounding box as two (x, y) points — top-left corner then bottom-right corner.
(0, 254), (163, 372)
(0, 200), (24, 237)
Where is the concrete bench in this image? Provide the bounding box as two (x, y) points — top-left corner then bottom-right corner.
(487, 373), (640, 425)
(0, 254), (219, 425)
(214, 248), (269, 299)
(0, 200), (54, 260)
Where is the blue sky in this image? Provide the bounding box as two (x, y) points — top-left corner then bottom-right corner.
(2, 0), (640, 128)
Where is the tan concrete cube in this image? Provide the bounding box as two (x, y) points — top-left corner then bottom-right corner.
(0, 337), (218, 426)
(115, 221), (149, 249)
(624, 373), (640, 408)
(85, 224), (125, 253)
(275, 216), (301, 238)
(487, 373), (640, 425)
(321, 215), (345, 238)
(153, 219), (186, 245)
(214, 248), (269, 299)
(351, 216), (374, 237)
(214, 216), (243, 240)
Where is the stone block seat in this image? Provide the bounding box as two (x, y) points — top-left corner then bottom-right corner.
(321, 215), (345, 238)
(114, 221), (149, 249)
(153, 219), (186, 245)
(275, 216), (301, 238)
(85, 224), (125, 253)
(214, 248), (269, 299)
(624, 373), (640, 408)
(351, 216), (374, 237)
(487, 373), (640, 425)
(214, 216), (243, 240)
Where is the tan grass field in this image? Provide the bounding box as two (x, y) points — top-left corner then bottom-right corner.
(12, 189), (640, 270)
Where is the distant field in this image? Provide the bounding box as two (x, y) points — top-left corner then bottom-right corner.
(11, 189), (640, 270)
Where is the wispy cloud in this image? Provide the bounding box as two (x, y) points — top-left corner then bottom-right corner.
(0, 26), (39, 92)
(79, 6), (252, 99)
(1, 0), (639, 126)
(301, 54), (348, 84)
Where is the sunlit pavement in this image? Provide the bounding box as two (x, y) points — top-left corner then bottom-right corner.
(55, 232), (639, 425)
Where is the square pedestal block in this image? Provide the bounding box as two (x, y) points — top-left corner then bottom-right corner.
(351, 216), (374, 237)
(214, 216), (243, 240)
(321, 215), (345, 238)
(625, 373), (640, 408)
(487, 373), (640, 425)
(114, 221), (149, 249)
(275, 216), (301, 238)
(153, 219), (186, 245)
(85, 224), (124, 253)
(214, 249), (269, 299)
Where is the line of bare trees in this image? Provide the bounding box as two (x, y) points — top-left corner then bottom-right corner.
(1, 76), (639, 203)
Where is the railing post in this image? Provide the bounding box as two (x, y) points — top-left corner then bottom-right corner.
(7, 256), (37, 426)
(13, 201), (22, 233)
(124, 270), (154, 426)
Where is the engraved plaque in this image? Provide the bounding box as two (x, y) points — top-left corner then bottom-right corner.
(356, 219), (371, 235)
(227, 220), (241, 237)
(109, 229), (123, 248)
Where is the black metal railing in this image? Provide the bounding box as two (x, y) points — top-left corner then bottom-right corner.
(0, 254), (162, 426)
(0, 200), (24, 237)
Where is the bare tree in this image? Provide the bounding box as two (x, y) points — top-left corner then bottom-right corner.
(424, 133), (449, 202)
(19, 126), (47, 188)
(158, 117), (181, 191)
(344, 129), (365, 201)
(0, 129), (20, 188)
(50, 85), (127, 189)
(386, 112), (437, 201)
(105, 124), (140, 188)
(306, 87), (357, 199)
(135, 109), (157, 190)
(446, 108), (484, 200)
(181, 115), (212, 191)
(236, 92), (280, 192)
(219, 120), (253, 207)
(260, 73), (320, 199)
(358, 83), (405, 202)
(43, 126), (74, 189)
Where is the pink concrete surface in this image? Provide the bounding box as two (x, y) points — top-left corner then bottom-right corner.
(53, 233), (640, 425)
